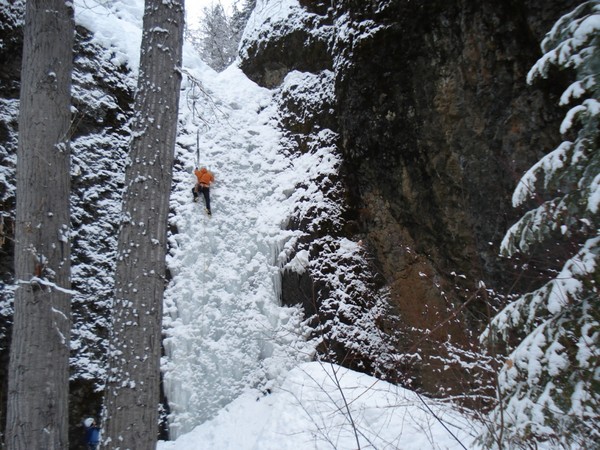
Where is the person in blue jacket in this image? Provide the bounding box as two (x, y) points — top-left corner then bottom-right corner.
(83, 417), (101, 450)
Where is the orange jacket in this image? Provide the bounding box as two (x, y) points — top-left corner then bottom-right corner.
(194, 167), (214, 186)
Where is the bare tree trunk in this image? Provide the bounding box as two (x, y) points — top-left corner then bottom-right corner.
(5, 1), (73, 449)
(103, 0), (185, 448)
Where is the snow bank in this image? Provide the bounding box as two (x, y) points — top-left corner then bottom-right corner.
(75, 1), (144, 70)
(158, 361), (480, 450)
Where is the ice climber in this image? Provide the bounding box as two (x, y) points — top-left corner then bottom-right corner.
(83, 417), (101, 450)
(192, 166), (215, 215)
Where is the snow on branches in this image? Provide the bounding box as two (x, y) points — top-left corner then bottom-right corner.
(484, 2), (600, 447)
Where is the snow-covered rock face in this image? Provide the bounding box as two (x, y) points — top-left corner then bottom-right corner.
(162, 1), (406, 435)
(238, 0), (583, 398)
(68, 23), (135, 433)
(239, 0), (333, 88)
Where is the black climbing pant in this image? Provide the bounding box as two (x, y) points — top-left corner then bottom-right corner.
(193, 184), (211, 212)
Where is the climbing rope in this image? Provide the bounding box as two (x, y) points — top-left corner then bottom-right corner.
(196, 128), (200, 167)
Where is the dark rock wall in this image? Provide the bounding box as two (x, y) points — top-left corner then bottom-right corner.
(334, 0), (581, 394)
(337, 0), (574, 287)
(240, 0), (580, 397)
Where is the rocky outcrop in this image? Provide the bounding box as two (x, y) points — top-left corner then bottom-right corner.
(239, 2), (333, 88)
(240, 0), (580, 397)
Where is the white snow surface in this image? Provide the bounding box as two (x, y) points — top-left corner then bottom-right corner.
(73, 0), (481, 448)
(158, 362), (479, 450)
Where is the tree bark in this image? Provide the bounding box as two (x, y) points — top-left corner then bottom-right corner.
(103, 0), (185, 448)
(6, 1), (74, 449)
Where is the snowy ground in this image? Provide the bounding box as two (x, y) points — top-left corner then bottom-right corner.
(158, 362), (480, 450)
(73, 1), (483, 448)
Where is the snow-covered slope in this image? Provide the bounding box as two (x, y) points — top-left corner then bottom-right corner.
(158, 361), (480, 450)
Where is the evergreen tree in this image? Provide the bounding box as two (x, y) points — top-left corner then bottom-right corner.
(188, 0), (255, 71)
(204, 2), (235, 71)
(482, 1), (600, 448)
(231, 0), (256, 42)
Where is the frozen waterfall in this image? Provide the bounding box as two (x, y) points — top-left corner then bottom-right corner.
(161, 63), (315, 438)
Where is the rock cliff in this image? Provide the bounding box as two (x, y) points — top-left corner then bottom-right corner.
(240, 0), (580, 397)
